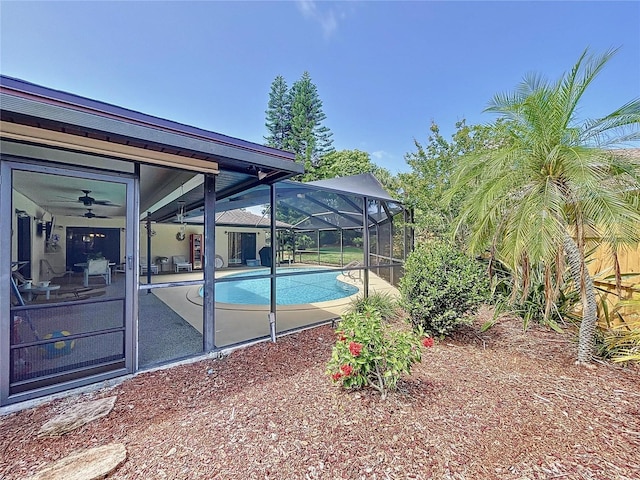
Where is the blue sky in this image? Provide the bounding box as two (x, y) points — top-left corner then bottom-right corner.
(1, 1), (639, 174)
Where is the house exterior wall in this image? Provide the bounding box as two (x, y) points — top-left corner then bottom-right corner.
(139, 223), (204, 271)
(137, 224), (267, 270)
(215, 226), (268, 268)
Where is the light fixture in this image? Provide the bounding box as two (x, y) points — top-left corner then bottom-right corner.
(176, 201), (186, 223)
(257, 169), (267, 181)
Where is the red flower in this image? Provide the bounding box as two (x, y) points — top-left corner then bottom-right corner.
(331, 372), (342, 381)
(340, 364), (354, 376)
(336, 331), (347, 342)
(349, 341), (363, 357)
(422, 337), (435, 348)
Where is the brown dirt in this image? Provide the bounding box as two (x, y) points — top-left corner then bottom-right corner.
(1, 309), (639, 479)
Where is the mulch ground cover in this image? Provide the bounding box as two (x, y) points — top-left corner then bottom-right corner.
(1, 309), (639, 479)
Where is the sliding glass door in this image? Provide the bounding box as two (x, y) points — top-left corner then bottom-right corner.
(1, 161), (136, 404)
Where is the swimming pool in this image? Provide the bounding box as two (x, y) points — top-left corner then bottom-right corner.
(201, 268), (359, 305)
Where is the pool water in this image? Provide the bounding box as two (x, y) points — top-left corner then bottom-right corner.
(202, 268), (359, 305)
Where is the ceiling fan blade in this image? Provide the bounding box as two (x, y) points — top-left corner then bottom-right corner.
(92, 200), (121, 206)
(75, 190), (120, 207)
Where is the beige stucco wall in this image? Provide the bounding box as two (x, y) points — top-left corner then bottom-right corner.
(139, 223), (268, 270)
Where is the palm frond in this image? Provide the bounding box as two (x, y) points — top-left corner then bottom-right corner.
(450, 48), (640, 363)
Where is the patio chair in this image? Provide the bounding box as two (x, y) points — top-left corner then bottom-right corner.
(139, 257), (158, 275)
(172, 255), (192, 273)
(84, 258), (111, 287)
(40, 258), (74, 283)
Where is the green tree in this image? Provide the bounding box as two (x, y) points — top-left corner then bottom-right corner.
(264, 72), (334, 177)
(311, 149), (399, 195)
(399, 120), (506, 241)
(447, 48), (640, 364)
(287, 71), (334, 175)
(264, 75), (291, 149)
(314, 149), (374, 179)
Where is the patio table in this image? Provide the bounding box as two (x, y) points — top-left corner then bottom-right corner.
(18, 284), (61, 301)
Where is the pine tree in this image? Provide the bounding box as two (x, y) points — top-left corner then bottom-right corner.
(264, 75), (291, 149)
(264, 72), (334, 177)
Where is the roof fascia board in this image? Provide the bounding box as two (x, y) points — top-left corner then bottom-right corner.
(0, 121), (219, 173)
(1, 76), (294, 159)
(1, 91), (304, 175)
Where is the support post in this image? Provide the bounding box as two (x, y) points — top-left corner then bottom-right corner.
(270, 183), (277, 342)
(203, 174), (216, 351)
(362, 196), (370, 298)
(145, 213), (152, 286)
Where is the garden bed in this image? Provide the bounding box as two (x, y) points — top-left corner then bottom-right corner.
(1, 308), (639, 479)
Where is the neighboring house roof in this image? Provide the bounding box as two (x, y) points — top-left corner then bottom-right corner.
(215, 209), (291, 228)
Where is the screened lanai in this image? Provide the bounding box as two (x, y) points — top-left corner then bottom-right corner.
(141, 172), (413, 357)
(2, 74), (411, 406)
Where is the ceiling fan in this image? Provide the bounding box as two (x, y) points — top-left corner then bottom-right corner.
(80, 208), (110, 219)
(55, 190), (119, 207)
(76, 190), (118, 207)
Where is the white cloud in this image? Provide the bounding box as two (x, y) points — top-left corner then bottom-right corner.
(370, 150), (388, 160)
(296, 0), (341, 39)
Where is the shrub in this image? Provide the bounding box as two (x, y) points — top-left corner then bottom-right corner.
(489, 260), (580, 332)
(348, 292), (398, 320)
(326, 305), (432, 398)
(595, 297), (640, 363)
(400, 241), (489, 337)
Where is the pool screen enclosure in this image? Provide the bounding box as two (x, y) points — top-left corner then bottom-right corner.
(145, 172), (413, 349)
(1, 73), (413, 407)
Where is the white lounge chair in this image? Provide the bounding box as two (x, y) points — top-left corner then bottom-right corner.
(172, 255), (192, 273)
(139, 257), (158, 275)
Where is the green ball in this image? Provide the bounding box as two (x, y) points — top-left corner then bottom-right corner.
(41, 330), (75, 358)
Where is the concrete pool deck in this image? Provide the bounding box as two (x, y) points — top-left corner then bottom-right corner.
(145, 267), (399, 347)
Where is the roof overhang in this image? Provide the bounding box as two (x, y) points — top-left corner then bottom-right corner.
(0, 75), (303, 207)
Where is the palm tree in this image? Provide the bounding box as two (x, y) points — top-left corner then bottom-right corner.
(448, 48), (640, 364)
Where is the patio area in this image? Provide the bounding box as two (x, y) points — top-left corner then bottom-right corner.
(144, 266), (399, 349)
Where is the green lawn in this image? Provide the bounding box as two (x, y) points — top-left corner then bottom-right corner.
(289, 246), (364, 266)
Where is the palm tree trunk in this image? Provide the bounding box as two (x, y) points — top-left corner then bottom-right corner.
(563, 234), (597, 363)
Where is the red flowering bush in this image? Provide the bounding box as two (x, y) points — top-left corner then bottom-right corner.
(422, 337), (435, 348)
(327, 305), (432, 398)
(349, 342), (363, 356)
